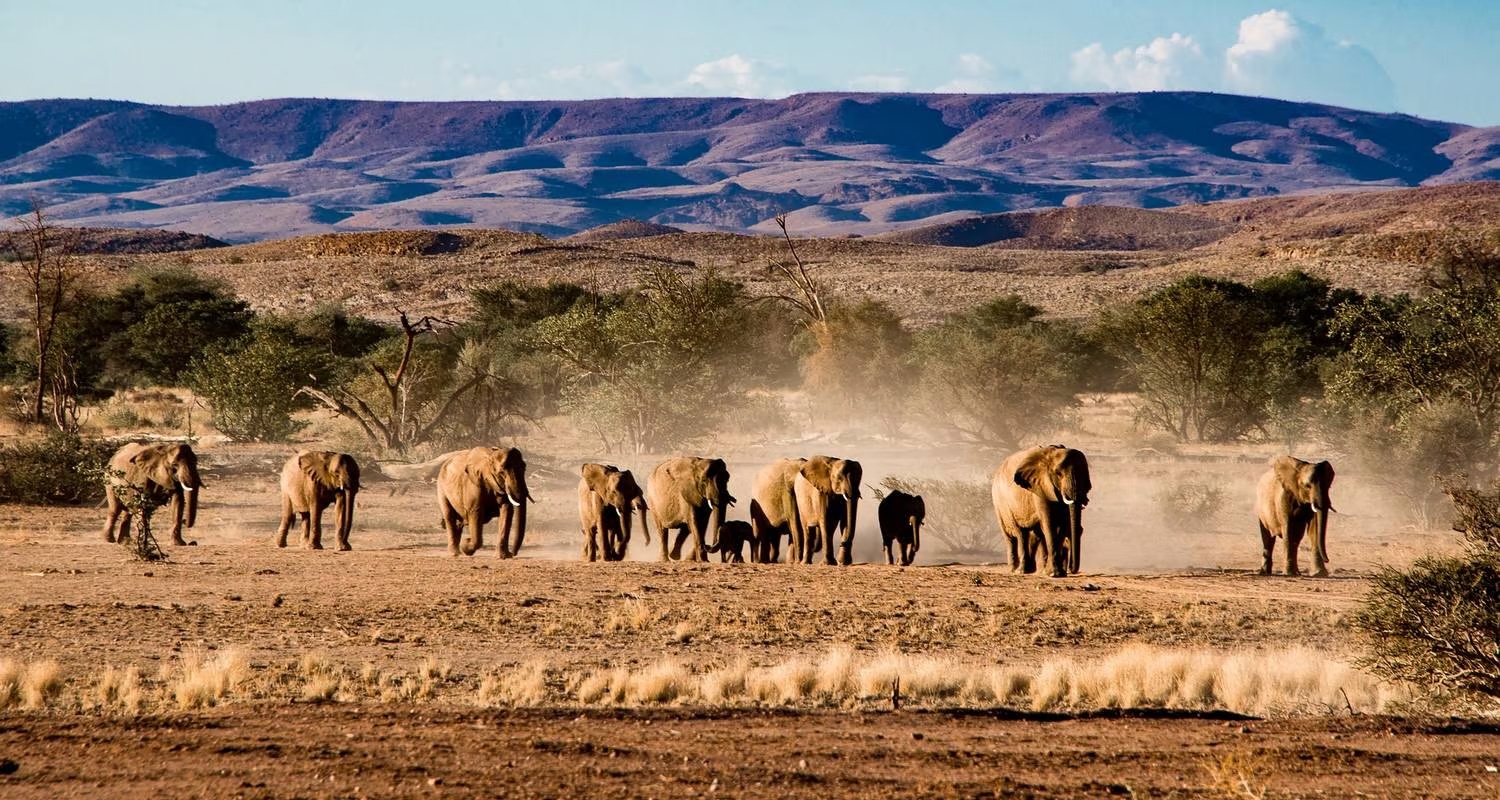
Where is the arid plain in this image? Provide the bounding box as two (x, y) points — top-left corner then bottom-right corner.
(4, 184), (1500, 798)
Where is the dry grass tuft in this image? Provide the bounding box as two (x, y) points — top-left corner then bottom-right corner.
(1203, 751), (1271, 799)
(0, 658), (24, 709)
(605, 600), (659, 633)
(0, 658), (64, 710)
(92, 666), (143, 714)
(477, 661), (550, 707)
(170, 648), (249, 710)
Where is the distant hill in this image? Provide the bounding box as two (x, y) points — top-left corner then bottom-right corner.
(878, 205), (1234, 250)
(565, 219), (684, 243)
(2, 92), (1496, 242)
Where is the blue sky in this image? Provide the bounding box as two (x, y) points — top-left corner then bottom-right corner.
(5, 1), (1498, 124)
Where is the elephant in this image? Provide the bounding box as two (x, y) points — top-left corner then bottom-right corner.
(276, 451), (360, 551)
(714, 520), (755, 563)
(645, 456), (733, 562)
(1256, 455), (1335, 577)
(878, 490), (925, 566)
(793, 455), (863, 566)
(579, 463), (647, 562)
(102, 442), (201, 547)
(992, 445), (1091, 577)
(749, 458), (806, 563)
(436, 447), (531, 558)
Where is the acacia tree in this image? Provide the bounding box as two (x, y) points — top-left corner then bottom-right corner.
(4, 202), (83, 428)
(1100, 276), (1305, 442)
(298, 310), (507, 455)
(533, 265), (761, 453)
(914, 296), (1083, 450)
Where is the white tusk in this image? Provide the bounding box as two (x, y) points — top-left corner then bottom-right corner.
(1062, 496), (1075, 506)
(180, 483), (196, 493)
(507, 495), (522, 507)
(1312, 505), (1324, 512)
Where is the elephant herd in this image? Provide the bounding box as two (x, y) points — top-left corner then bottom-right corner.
(97, 442), (1338, 578)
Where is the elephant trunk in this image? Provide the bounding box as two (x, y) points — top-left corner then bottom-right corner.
(184, 483), (198, 528)
(705, 498), (726, 556)
(338, 488), (356, 545)
(513, 496), (528, 553)
(619, 502), (634, 555)
(1313, 506), (1329, 566)
(1068, 501), (1082, 574)
(843, 494), (859, 566)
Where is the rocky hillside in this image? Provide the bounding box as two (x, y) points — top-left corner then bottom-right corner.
(2, 92), (1496, 242)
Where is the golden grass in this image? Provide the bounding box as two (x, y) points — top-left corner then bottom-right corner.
(91, 666), (143, 714)
(0, 658), (64, 710)
(569, 644), (1405, 714)
(169, 648), (248, 710)
(477, 661), (550, 707)
(605, 599), (659, 633)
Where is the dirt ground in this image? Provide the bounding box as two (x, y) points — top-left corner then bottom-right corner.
(0, 428), (1491, 798)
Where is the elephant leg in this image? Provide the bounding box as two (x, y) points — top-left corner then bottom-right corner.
(1005, 533), (1020, 572)
(1285, 525), (1304, 577)
(1039, 513), (1065, 578)
(461, 513), (484, 557)
(168, 492), (188, 546)
(1258, 524), (1274, 576)
(497, 504), (515, 558)
(1020, 530), (1039, 574)
(669, 528), (691, 561)
(103, 493), (123, 543)
(837, 521), (854, 567)
(276, 497), (294, 548)
(308, 510), (324, 550)
(443, 512), (462, 557)
(118, 512), (133, 545)
(822, 519), (838, 566)
(657, 524), (670, 561)
(583, 525), (597, 562)
(883, 535), (894, 565)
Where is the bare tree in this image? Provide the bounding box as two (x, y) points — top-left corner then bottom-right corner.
(4, 201), (82, 428)
(765, 213), (830, 333)
(297, 310), (493, 455)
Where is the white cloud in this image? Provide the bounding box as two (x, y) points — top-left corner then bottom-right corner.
(1223, 9), (1395, 110)
(1070, 33), (1206, 91)
(1064, 9), (1396, 112)
(936, 53), (999, 93)
(682, 54), (798, 98)
(494, 60), (655, 100)
(848, 74), (910, 93)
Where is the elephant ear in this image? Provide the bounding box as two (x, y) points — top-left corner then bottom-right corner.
(298, 451), (326, 483)
(1312, 460), (1335, 485)
(1271, 455), (1307, 496)
(338, 453), (360, 491)
(1012, 447), (1061, 502)
(581, 463), (613, 495)
(800, 456), (834, 493)
(501, 447), (526, 472)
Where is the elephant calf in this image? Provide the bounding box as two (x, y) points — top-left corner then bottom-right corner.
(878, 490), (924, 566)
(277, 451), (360, 551)
(1256, 455), (1335, 577)
(714, 520), (755, 563)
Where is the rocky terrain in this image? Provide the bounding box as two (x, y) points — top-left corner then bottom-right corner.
(3, 92), (1498, 242)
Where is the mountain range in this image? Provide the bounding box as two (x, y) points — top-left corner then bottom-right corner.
(2, 92), (1497, 243)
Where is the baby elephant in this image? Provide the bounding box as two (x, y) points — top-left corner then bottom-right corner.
(277, 451), (361, 551)
(714, 520), (755, 563)
(878, 490), (925, 566)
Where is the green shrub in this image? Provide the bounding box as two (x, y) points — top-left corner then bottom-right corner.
(0, 433), (114, 505)
(187, 330), (331, 442)
(1355, 478), (1500, 707)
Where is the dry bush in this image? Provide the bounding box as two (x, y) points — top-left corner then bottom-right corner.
(299, 651), (342, 703)
(169, 648), (249, 710)
(1154, 477), (1225, 528)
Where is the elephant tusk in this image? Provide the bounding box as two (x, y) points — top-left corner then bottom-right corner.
(1061, 496), (1074, 506)
(507, 495), (522, 507)
(180, 483), (197, 493)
